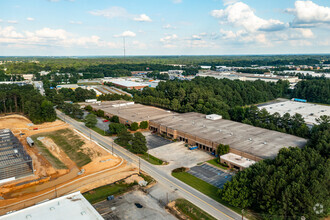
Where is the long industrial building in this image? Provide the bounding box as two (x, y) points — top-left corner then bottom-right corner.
(81, 101), (174, 125)
(149, 112), (307, 167)
(0, 129), (33, 183)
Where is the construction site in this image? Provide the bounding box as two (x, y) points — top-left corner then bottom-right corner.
(0, 114), (137, 215)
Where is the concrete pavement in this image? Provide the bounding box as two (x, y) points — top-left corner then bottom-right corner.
(57, 110), (244, 220)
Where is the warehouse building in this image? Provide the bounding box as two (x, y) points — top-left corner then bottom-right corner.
(150, 112), (307, 169)
(0, 191), (103, 220)
(110, 81), (149, 90)
(0, 129), (33, 184)
(259, 100), (330, 126)
(81, 101), (174, 125)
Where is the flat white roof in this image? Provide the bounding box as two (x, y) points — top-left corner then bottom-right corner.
(220, 153), (256, 168)
(111, 81), (148, 88)
(0, 192), (103, 220)
(259, 100), (330, 125)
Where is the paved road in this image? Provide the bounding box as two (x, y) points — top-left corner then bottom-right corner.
(57, 110), (243, 220)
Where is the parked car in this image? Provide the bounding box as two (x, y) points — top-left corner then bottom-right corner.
(103, 119), (109, 122)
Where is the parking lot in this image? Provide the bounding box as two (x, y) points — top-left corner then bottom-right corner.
(143, 132), (172, 150)
(93, 190), (176, 220)
(83, 111), (110, 131)
(148, 141), (214, 173)
(187, 164), (232, 188)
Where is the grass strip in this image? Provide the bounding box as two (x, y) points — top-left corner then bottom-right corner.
(83, 181), (136, 204)
(174, 198), (217, 220)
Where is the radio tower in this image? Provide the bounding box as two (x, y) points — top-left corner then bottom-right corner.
(123, 37), (126, 64)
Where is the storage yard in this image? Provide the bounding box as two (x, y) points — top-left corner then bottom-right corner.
(0, 115), (137, 215)
(259, 100), (330, 125)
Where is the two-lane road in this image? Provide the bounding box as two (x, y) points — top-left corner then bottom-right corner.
(57, 110), (243, 220)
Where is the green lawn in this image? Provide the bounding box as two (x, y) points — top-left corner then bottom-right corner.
(174, 198), (217, 220)
(83, 181), (137, 204)
(31, 136), (67, 169)
(206, 158), (228, 170)
(45, 129), (92, 167)
(172, 171), (242, 216)
(139, 152), (164, 165)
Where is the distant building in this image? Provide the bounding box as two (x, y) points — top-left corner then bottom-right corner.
(0, 191), (103, 220)
(110, 81), (149, 90)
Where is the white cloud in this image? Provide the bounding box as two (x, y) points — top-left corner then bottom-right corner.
(191, 34), (202, 40)
(211, 2), (287, 32)
(27, 17), (34, 21)
(0, 26), (24, 38)
(134, 14), (152, 22)
(70, 21), (82, 24)
(0, 19), (3, 23)
(162, 24), (176, 29)
(298, 28), (314, 38)
(223, 0), (238, 6)
(7, 20), (18, 24)
(172, 0), (182, 4)
(286, 1), (330, 27)
(114, 30), (136, 38)
(89, 6), (130, 19)
(0, 25), (118, 49)
(160, 34), (178, 42)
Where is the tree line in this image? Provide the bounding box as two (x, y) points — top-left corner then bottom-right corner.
(0, 84), (56, 123)
(219, 116), (330, 219)
(132, 77), (289, 119)
(291, 79), (330, 104)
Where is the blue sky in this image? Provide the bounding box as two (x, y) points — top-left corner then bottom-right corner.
(0, 0), (330, 56)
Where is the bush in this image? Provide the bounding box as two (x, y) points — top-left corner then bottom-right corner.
(172, 167), (187, 173)
(110, 115), (119, 123)
(96, 109), (105, 117)
(85, 105), (93, 112)
(139, 121), (148, 129)
(109, 123), (126, 134)
(130, 122), (139, 131)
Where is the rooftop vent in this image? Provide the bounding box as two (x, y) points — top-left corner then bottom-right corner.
(206, 114), (222, 120)
(248, 138), (252, 141)
(264, 142), (267, 145)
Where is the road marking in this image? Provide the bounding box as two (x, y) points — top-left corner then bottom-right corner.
(60, 112), (237, 220)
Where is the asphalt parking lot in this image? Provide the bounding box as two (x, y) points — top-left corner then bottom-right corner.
(93, 190), (176, 220)
(83, 111), (110, 131)
(187, 164), (233, 188)
(143, 132), (172, 150)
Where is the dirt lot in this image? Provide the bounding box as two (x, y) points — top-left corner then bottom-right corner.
(0, 114), (137, 214)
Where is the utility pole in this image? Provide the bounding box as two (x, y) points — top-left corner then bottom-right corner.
(242, 209), (244, 220)
(112, 142), (114, 155)
(138, 157), (140, 174)
(55, 185), (57, 198)
(89, 130), (91, 141)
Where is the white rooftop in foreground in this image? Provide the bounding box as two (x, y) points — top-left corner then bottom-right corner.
(259, 100), (330, 125)
(220, 153), (256, 168)
(0, 192), (103, 220)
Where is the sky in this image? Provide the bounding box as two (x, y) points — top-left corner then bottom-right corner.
(0, 0), (330, 56)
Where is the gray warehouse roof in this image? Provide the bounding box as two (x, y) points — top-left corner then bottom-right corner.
(151, 112), (307, 159)
(84, 101), (175, 123)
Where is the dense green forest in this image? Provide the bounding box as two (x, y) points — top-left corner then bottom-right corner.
(291, 79), (330, 104)
(45, 87), (96, 104)
(219, 115), (330, 219)
(1, 55), (330, 75)
(132, 77), (289, 119)
(0, 84), (56, 123)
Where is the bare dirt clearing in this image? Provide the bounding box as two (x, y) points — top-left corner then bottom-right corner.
(0, 114), (136, 214)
